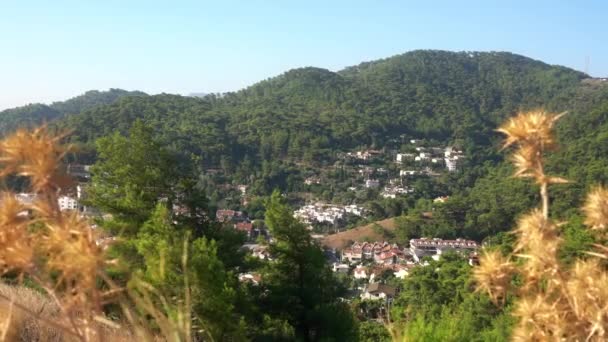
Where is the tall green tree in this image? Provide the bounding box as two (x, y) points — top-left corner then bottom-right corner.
(88, 119), (175, 229)
(259, 190), (357, 341)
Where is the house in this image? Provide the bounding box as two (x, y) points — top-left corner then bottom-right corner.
(67, 164), (91, 180)
(400, 170), (417, 177)
(353, 265), (369, 279)
(358, 166), (374, 176)
(365, 179), (380, 188)
(445, 157), (459, 172)
(237, 185), (248, 195)
(410, 238), (478, 262)
(350, 150), (382, 161)
(58, 195), (78, 211)
(433, 196), (449, 203)
(361, 283), (397, 301)
(304, 176), (321, 185)
(15, 193), (37, 205)
(216, 209), (246, 223)
(251, 245), (272, 260)
(344, 204), (364, 216)
(393, 264), (416, 279)
(294, 203), (366, 226)
(342, 242), (364, 263)
(468, 251), (480, 266)
(332, 263), (350, 274)
(444, 147), (464, 172)
(235, 222), (254, 237)
(238, 272), (262, 285)
(373, 246), (405, 265)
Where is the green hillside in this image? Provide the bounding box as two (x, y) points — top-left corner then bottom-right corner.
(0, 88), (146, 135)
(56, 51), (585, 165)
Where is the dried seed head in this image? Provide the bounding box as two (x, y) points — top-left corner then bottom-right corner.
(512, 294), (567, 341)
(583, 186), (608, 230)
(474, 250), (515, 304)
(497, 110), (565, 150)
(513, 209), (561, 282)
(565, 259), (608, 338)
(510, 144), (538, 178)
(0, 126), (71, 192)
(0, 193), (34, 273)
(42, 213), (103, 294)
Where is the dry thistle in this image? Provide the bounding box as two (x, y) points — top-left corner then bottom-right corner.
(0, 193), (33, 274)
(476, 109), (608, 340)
(0, 127), (195, 342)
(583, 186), (608, 230)
(511, 294), (567, 341)
(473, 250), (515, 304)
(512, 209), (561, 284)
(497, 109), (567, 218)
(496, 109), (565, 150)
(565, 259), (608, 335)
(0, 126), (71, 193)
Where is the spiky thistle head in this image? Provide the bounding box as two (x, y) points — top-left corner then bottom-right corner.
(513, 209), (561, 284)
(582, 186), (608, 230)
(0, 126), (72, 192)
(564, 259), (608, 339)
(474, 249), (516, 304)
(511, 294), (568, 341)
(0, 193), (34, 273)
(497, 109), (565, 150)
(41, 213), (103, 295)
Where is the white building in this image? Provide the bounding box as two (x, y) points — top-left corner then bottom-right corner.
(365, 179), (380, 188)
(58, 195), (78, 211)
(294, 203), (365, 226)
(445, 157), (459, 172)
(400, 170), (417, 177)
(444, 147), (464, 172)
(353, 266), (369, 279)
(332, 263), (349, 274)
(396, 153), (415, 164)
(409, 238), (478, 262)
(360, 283), (397, 301)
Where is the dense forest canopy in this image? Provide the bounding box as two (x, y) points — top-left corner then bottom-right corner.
(0, 88), (146, 136)
(45, 51), (586, 168)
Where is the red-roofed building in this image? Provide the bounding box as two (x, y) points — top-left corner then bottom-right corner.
(235, 221), (254, 238)
(216, 209), (246, 223)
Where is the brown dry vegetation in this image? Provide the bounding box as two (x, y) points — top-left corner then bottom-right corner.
(0, 127), (190, 341)
(321, 218), (396, 250)
(0, 284), (135, 341)
(475, 110), (608, 341)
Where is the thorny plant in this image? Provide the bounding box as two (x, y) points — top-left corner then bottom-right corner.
(0, 127), (192, 341)
(475, 110), (608, 341)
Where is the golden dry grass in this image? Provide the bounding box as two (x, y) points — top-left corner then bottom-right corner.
(0, 283), (137, 341)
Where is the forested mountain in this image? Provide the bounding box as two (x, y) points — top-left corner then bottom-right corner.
(0, 88), (146, 135)
(51, 51), (586, 167)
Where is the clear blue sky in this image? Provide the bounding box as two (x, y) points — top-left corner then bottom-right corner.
(1, 0), (606, 110)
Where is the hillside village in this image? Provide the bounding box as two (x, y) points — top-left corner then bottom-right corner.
(1, 131), (475, 330)
(240, 236), (480, 303)
(332, 238), (479, 301)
